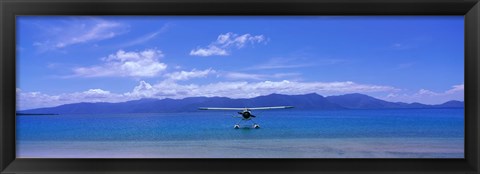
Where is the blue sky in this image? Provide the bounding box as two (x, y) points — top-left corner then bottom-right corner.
(16, 16), (464, 109)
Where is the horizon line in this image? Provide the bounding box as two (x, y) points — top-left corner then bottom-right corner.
(18, 92), (464, 111)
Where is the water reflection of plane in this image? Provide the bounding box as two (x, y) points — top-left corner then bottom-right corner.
(198, 106), (294, 129)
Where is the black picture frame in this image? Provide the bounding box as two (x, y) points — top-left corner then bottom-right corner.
(1, 0), (479, 173)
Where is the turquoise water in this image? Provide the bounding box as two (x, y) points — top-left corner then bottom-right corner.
(16, 109), (464, 158)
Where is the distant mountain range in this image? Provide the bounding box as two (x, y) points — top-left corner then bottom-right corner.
(18, 93), (464, 115)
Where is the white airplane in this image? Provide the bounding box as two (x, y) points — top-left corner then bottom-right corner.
(198, 106), (294, 129)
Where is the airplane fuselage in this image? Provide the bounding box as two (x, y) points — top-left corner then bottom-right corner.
(239, 110), (252, 119)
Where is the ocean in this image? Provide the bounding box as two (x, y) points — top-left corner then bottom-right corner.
(16, 108), (464, 158)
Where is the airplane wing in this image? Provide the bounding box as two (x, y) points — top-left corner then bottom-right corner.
(198, 106), (294, 110)
(247, 106), (294, 110)
(198, 107), (247, 111)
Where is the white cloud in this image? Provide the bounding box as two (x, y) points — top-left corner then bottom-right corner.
(55, 21), (121, 48)
(446, 84), (464, 94)
(382, 84), (464, 104)
(82, 89), (111, 98)
(71, 49), (167, 78)
(223, 72), (300, 81)
(120, 24), (170, 47)
(122, 31), (160, 47)
(223, 72), (264, 80)
(124, 81), (197, 99)
(250, 64), (312, 70)
(17, 80), (398, 110)
(164, 68), (216, 81)
(17, 91), (61, 110)
(33, 18), (128, 51)
(247, 57), (343, 70)
(124, 80), (397, 100)
(190, 32), (266, 56)
(17, 88), (123, 110)
(216, 32), (266, 48)
(189, 45), (228, 57)
(248, 57), (314, 70)
(125, 81), (156, 98)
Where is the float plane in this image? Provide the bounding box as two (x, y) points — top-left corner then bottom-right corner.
(199, 106), (294, 129)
